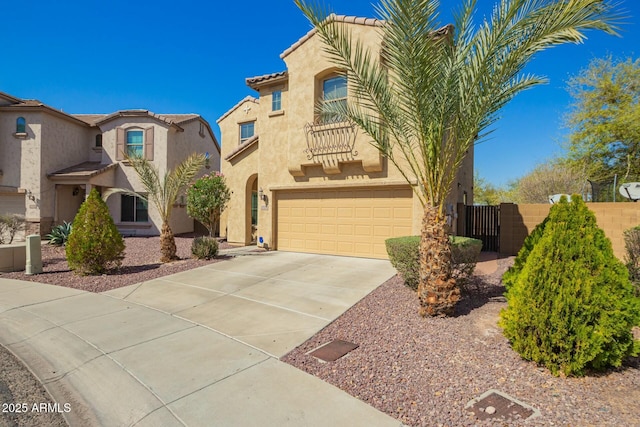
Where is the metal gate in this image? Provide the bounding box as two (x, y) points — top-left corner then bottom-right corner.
(464, 205), (500, 252)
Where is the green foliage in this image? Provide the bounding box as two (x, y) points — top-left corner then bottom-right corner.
(500, 195), (640, 377)
(565, 56), (640, 182)
(0, 214), (25, 244)
(191, 236), (219, 260)
(510, 161), (588, 204)
(385, 236), (482, 291)
(46, 221), (72, 246)
(187, 172), (231, 236)
(624, 225), (640, 295)
(473, 173), (515, 205)
(66, 189), (125, 275)
(502, 216), (550, 291)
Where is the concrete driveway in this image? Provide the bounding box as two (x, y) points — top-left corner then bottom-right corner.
(0, 251), (401, 426)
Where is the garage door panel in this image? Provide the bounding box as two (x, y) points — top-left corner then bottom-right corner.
(277, 186), (413, 259)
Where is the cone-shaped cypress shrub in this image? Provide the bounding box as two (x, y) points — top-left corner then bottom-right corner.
(66, 189), (125, 275)
(500, 195), (640, 376)
(502, 216), (549, 291)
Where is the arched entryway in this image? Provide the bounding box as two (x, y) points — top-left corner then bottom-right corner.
(246, 174), (258, 244)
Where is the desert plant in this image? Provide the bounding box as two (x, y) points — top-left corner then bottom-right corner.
(124, 152), (205, 262)
(186, 172), (231, 237)
(46, 221), (73, 246)
(0, 214), (25, 244)
(386, 236), (482, 291)
(191, 236), (219, 260)
(296, 0), (621, 316)
(66, 189), (125, 275)
(502, 216), (550, 291)
(500, 195), (640, 376)
(624, 225), (640, 294)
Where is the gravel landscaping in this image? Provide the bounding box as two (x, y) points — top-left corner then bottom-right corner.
(0, 234), (233, 293)
(282, 257), (640, 427)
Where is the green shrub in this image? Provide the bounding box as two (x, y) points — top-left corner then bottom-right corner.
(385, 235), (482, 291)
(502, 216), (549, 291)
(186, 172), (231, 237)
(624, 225), (640, 295)
(191, 236), (219, 260)
(46, 221), (73, 246)
(500, 195), (640, 377)
(66, 189), (125, 275)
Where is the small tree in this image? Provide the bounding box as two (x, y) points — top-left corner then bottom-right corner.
(186, 172), (231, 237)
(66, 189), (125, 275)
(500, 195), (640, 376)
(0, 214), (25, 244)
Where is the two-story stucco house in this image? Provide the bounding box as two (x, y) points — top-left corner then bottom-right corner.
(218, 15), (473, 259)
(0, 91), (220, 240)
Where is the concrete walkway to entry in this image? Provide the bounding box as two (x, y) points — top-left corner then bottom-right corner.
(0, 251), (402, 426)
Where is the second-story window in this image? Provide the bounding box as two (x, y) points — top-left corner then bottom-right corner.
(272, 90), (282, 111)
(240, 122), (255, 144)
(321, 75), (347, 123)
(126, 130), (144, 157)
(16, 117), (26, 133)
(95, 134), (103, 148)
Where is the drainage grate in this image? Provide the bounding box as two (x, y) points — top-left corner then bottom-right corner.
(466, 389), (540, 422)
(308, 339), (358, 362)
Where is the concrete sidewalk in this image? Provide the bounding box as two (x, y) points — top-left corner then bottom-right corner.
(0, 251), (402, 426)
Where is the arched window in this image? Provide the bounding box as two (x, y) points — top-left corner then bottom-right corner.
(16, 117), (26, 133)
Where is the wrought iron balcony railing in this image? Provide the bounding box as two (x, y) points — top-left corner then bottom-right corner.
(304, 120), (358, 160)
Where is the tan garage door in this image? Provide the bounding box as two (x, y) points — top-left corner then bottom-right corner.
(277, 187), (413, 259)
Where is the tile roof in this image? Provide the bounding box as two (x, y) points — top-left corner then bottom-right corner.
(217, 96), (259, 123)
(0, 99), (91, 126)
(48, 162), (117, 180)
(0, 91), (22, 104)
(224, 135), (259, 161)
(246, 71), (288, 89)
(85, 110), (190, 130)
(281, 14), (384, 59)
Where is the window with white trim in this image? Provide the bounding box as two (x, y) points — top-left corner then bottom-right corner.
(126, 130), (144, 157)
(272, 90), (282, 111)
(321, 75), (347, 123)
(240, 122), (255, 144)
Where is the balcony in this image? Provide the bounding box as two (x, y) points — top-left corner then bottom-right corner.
(304, 120), (358, 160)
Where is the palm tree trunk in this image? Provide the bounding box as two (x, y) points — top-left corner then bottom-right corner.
(160, 221), (178, 262)
(418, 205), (460, 317)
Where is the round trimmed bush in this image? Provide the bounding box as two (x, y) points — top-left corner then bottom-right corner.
(66, 189), (125, 275)
(191, 236), (219, 260)
(500, 195), (640, 376)
(385, 235), (482, 291)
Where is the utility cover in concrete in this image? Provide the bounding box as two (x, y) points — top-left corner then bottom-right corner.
(308, 340), (358, 362)
(466, 389), (540, 422)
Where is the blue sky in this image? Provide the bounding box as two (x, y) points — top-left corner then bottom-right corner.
(2, 0), (637, 186)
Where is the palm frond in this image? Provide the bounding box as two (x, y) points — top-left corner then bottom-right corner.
(296, 0), (620, 211)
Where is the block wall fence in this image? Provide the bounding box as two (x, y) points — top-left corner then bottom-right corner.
(499, 202), (640, 260)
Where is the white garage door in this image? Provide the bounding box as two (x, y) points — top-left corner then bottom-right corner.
(277, 187), (414, 259)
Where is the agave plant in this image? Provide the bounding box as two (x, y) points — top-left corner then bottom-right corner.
(46, 221), (73, 246)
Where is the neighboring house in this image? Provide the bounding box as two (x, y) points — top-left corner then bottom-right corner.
(218, 15), (473, 259)
(0, 91), (220, 240)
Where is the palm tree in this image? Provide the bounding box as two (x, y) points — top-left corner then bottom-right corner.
(124, 153), (206, 262)
(295, 0), (620, 316)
